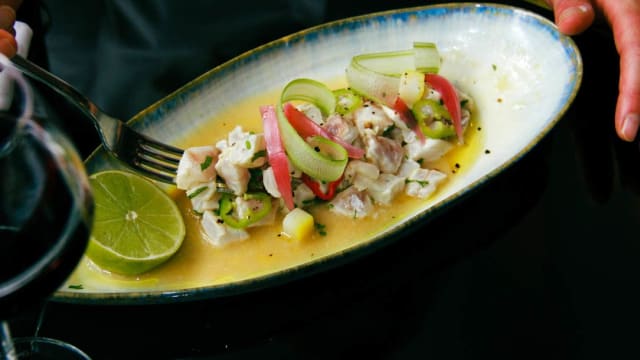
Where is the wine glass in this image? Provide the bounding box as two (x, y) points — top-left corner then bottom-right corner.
(0, 54), (94, 359)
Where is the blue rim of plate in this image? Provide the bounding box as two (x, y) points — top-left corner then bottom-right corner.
(53, 3), (582, 305)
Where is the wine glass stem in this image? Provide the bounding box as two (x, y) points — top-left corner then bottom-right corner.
(0, 321), (17, 360)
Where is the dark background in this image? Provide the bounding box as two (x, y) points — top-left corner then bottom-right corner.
(9, 1), (640, 359)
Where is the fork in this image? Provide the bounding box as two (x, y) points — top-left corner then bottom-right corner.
(10, 55), (184, 184)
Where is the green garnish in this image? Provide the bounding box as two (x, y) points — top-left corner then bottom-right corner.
(251, 149), (267, 162)
(187, 186), (208, 199)
(200, 156), (213, 171)
(68, 284), (84, 290)
(314, 222), (327, 236)
(405, 179), (430, 187)
(219, 192), (272, 229)
(382, 124), (396, 137)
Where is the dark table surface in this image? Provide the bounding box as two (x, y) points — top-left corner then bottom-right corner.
(9, 1), (640, 359)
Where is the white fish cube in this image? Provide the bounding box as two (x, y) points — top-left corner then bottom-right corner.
(187, 182), (220, 213)
(329, 186), (373, 219)
(201, 211), (249, 247)
(175, 146), (218, 190)
(215, 157), (249, 196)
(354, 103), (394, 135)
(404, 138), (453, 163)
(397, 159), (421, 178)
(405, 169), (447, 199)
(366, 173), (405, 205)
(293, 182), (316, 209)
(222, 126), (266, 168)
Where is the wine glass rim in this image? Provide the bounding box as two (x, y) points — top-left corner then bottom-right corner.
(12, 336), (92, 359)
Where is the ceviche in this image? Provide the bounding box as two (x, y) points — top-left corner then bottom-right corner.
(175, 42), (475, 247)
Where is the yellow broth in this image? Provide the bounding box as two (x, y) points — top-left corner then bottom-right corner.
(67, 82), (482, 292)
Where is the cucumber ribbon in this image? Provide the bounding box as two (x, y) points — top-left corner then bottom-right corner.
(345, 42), (463, 143)
(276, 78), (350, 182)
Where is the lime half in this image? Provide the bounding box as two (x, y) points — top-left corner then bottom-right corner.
(87, 170), (185, 275)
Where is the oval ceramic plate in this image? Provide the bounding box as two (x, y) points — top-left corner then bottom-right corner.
(53, 3), (581, 304)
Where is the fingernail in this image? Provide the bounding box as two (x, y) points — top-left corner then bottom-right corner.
(559, 5), (590, 23)
(622, 113), (640, 142)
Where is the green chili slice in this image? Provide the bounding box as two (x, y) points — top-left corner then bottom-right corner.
(219, 192), (272, 229)
(412, 99), (456, 139)
(333, 88), (363, 115)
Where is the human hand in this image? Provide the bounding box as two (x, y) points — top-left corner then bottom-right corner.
(0, 1), (19, 57)
(545, 0), (640, 143)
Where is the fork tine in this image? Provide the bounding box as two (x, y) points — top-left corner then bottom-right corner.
(129, 163), (176, 184)
(111, 127), (183, 183)
(138, 135), (184, 157)
(138, 143), (182, 165)
(131, 143), (182, 183)
(136, 153), (180, 173)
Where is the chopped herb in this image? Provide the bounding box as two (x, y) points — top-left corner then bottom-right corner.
(327, 203), (335, 209)
(460, 99), (469, 107)
(251, 149), (267, 162)
(245, 140), (252, 149)
(302, 198), (323, 207)
(492, 64), (497, 71)
(187, 186), (208, 199)
(68, 284), (84, 290)
(314, 222), (327, 236)
(192, 209), (203, 217)
(382, 124), (396, 137)
(200, 156), (213, 171)
(216, 183), (235, 195)
(405, 179), (430, 187)
(417, 158), (424, 165)
(247, 168), (266, 192)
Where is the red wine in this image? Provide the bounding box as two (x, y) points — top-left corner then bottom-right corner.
(0, 130), (92, 320)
